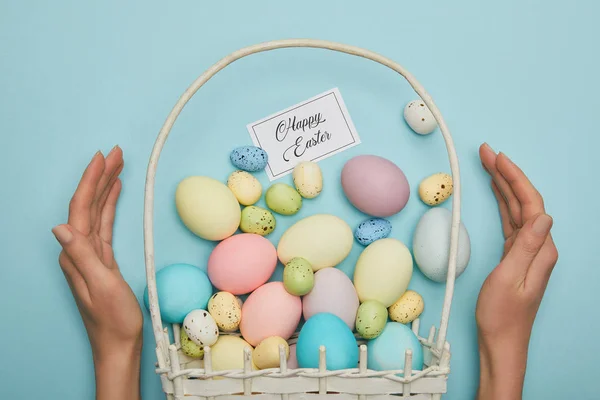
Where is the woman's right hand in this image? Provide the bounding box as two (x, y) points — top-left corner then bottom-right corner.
(476, 143), (558, 400)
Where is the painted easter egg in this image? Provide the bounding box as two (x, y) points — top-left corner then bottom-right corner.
(143, 263), (213, 324)
(283, 257), (315, 296)
(404, 100), (438, 135)
(303, 268), (359, 330)
(353, 238), (413, 307)
(418, 173), (453, 206)
(208, 234), (277, 295)
(354, 218), (392, 246)
(293, 161), (323, 199)
(175, 176), (240, 241)
(180, 328), (204, 358)
(208, 291), (243, 332)
(355, 300), (387, 339)
(210, 335), (257, 371)
(413, 207), (471, 283)
(297, 313), (359, 370)
(230, 146), (268, 172)
(341, 155), (410, 217)
(388, 290), (424, 324)
(240, 282), (302, 346)
(278, 214), (353, 271)
(253, 336), (289, 369)
(367, 322), (423, 371)
(265, 183), (302, 215)
(227, 170), (262, 206)
(183, 309), (219, 347)
(240, 206), (276, 236)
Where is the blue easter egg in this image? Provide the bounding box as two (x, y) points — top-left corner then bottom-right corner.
(354, 218), (392, 246)
(144, 263), (213, 324)
(230, 146), (268, 172)
(367, 322), (423, 372)
(297, 312), (359, 370)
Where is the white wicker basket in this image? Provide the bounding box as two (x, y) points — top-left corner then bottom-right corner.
(144, 39), (462, 400)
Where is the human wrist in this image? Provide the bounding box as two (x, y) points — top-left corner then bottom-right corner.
(93, 339), (142, 400)
(477, 336), (527, 400)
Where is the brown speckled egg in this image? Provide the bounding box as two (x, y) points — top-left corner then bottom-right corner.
(388, 290), (424, 324)
(418, 173), (453, 206)
(208, 291), (242, 332)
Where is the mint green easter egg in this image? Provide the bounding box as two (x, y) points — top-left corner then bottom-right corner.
(283, 257), (314, 296)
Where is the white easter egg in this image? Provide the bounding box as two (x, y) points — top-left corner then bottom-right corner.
(404, 100), (438, 135)
(412, 207), (471, 283)
(183, 309), (219, 347)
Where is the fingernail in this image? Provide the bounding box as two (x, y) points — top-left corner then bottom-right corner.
(483, 142), (495, 152)
(52, 225), (73, 244)
(109, 145), (120, 154)
(532, 214), (553, 236)
(499, 152), (514, 166)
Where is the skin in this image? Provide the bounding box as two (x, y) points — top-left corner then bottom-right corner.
(51, 143), (557, 400)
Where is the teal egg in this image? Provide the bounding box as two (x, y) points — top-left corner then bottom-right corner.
(297, 313), (358, 370)
(143, 263), (213, 323)
(367, 322), (423, 372)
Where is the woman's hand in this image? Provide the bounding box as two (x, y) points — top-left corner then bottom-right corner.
(476, 143), (558, 400)
(52, 147), (143, 400)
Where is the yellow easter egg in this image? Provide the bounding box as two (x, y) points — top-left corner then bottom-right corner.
(418, 173), (453, 206)
(227, 170), (262, 206)
(388, 290), (424, 324)
(252, 336), (289, 369)
(210, 335), (257, 372)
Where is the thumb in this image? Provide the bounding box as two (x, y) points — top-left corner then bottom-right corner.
(52, 224), (105, 280)
(502, 214), (554, 274)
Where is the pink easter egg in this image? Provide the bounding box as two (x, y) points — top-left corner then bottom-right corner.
(240, 282), (302, 346)
(207, 234), (277, 295)
(341, 155), (410, 217)
(287, 344), (298, 369)
(302, 268), (359, 330)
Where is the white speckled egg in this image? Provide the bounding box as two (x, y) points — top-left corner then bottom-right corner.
(413, 207), (471, 283)
(183, 309), (219, 347)
(419, 173), (453, 206)
(208, 292), (242, 332)
(252, 336), (289, 369)
(227, 170), (262, 206)
(293, 161), (323, 199)
(404, 100), (438, 135)
(388, 290), (424, 324)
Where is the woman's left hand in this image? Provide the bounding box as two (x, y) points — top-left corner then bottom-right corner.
(52, 147), (142, 400)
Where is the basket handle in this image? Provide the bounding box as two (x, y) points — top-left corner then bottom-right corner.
(143, 39), (461, 368)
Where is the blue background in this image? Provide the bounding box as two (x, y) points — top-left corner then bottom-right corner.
(1, 1), (598, 399)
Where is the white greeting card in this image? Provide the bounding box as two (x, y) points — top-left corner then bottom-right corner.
(247, 88), (361, 181)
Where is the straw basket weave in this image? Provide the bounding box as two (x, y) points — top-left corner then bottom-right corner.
(144, 39), (462, 400)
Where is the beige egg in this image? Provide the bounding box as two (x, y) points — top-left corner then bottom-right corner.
(292, 161), (323, 199)
(418, 173), (453, 206)
(388, 290), (424, 324)
(210, 335), (257, 372)
(227, 170), (262, 206)
(252, 336), (289, 369)
(208, 292), (242, 332)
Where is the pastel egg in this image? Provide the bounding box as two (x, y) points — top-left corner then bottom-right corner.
(265, 183), (302, 215)
(240, 206), (276, 236)
(388, 290), (424, 324)
(230, 146), (268, 172)
(278, 214), (353, 271)
(143, 263), (213, 324)
(367, 322), (423, 371)
(354, 218), (392, 246)
(210, 335), (257, 372)
(287, 344), (298, 369)
(208, 234), (277, 295)
(403, 100), (438, 135)
(303, 267), (359, 330)
(183, 309), (219, 347)
(283, 257), (314, 296)
(341, 155), (410, 217)
(252, 336), (289, 369)
(418, 173), (453, 206)
(227, 170), (262, 206)
(353, 238), (413, 307)
(180, 328), (203, 358)
(297, 313), (359, 370)
(208, 291), (242, 332)
(175, 176), (241, 241)
(355, 300), (387, 339)
(413, 207), (471, 283)
(240, 282), (302, 346)
(292, 161), (323, 199)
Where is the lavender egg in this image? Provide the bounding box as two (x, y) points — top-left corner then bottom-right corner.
(230, 146), (268, 172)
(354, 218), (392, 246)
